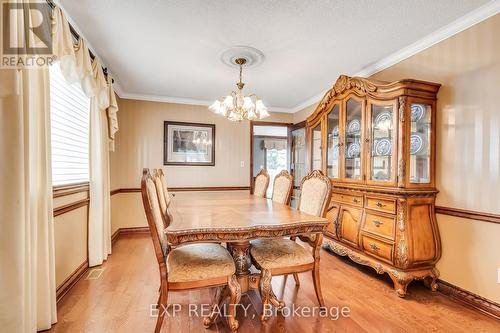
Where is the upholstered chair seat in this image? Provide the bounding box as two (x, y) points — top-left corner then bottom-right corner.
(167, 243), (236, 283)
(250, 238), (313, 270)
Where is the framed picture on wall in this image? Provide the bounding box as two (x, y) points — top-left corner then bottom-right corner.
(163, 121), (215, 166)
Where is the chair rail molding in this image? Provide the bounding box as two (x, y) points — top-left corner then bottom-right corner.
(110, 186), (250, 195)
(435, 206), (500, 224)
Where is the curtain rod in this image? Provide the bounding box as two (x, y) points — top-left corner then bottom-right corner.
(46, 0), (113, 82)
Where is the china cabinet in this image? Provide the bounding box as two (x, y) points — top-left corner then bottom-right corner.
(306, 75), (442, 297)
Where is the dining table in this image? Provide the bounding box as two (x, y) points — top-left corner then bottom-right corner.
(164, 191), (329, 327)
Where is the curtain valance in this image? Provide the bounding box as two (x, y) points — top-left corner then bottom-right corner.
(51, 6), (119, 149)
(263, 139), (287, 150)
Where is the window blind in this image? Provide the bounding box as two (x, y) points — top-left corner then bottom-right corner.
(49, 64), (91, 186)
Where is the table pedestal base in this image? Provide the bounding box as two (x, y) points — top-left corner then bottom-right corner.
(203, 241), (285, 327)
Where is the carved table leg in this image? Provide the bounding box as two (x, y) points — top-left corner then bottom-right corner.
(203, 286), (229, 328)
(229, 241), (252, 293)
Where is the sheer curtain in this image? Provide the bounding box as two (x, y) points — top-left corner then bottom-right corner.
(88, 59), (112, 266)
(0, 69), (57, 331)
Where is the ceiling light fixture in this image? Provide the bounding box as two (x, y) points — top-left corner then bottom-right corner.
(209, 57), (269, 121)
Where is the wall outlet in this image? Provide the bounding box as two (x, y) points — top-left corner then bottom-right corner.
(240, 161), (245, 167)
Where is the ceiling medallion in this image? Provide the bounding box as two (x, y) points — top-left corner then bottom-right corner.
(210, 48), (269, 122)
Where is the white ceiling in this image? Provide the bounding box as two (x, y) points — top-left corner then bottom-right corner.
(59, 0), (494, 112)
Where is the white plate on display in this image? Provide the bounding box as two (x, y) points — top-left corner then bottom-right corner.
(347, 119), (361, 134)
(410, 132), (425, 154)
(411, 104), (426, 122)
(332, 145), (339, 158)
(346, 142), (360, 158)
(374, 138), (391, 156)
(332, 125), (339, 137)
(374, 111), (392, 129)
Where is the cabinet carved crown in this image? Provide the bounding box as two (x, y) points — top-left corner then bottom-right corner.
(306, 74), (442, 297)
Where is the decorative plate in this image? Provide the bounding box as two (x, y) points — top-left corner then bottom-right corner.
(346, 142), (360, 158)
(332, 125), (339, 137)
(332, 145), (339, 158)
(374, 138), (391, 156)
(411, 104), (426, 122)
(410, 132), (424, 155)
(374, 111), (392, 129)
(347, 119), (361, 134)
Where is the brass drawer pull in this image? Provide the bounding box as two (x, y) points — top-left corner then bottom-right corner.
(353, 198), (360, 204)
(372, 220), (383, 227)
(375, 202), (386, 208)
(369, 243), (380, 251)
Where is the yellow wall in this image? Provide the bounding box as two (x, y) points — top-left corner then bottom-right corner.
(109, 99), (293, 230)
(110, 99), (293, 190)
(294, 15), (500, 303)
(53, 193), (88, 287)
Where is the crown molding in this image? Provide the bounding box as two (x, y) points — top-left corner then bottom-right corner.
(113, 1), (500, 114)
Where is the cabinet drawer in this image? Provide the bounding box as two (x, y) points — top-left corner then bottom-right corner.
(332, 193), (363, 207)
(363, 213), (395, 240)
(365, 197), (396, 214)
(361, 235), (393, 263)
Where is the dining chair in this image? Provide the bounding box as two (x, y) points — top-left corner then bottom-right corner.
(271, 170), (293, 205)
(250, 170), (332, 321)
(141, 169), (241, 332)
(269, 169), (300, 285)
(253, 169), (270, 198)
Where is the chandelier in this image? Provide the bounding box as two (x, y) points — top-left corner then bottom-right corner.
(209, 58), (269, 121)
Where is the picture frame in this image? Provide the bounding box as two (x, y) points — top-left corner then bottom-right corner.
(163, 121), (215, 166)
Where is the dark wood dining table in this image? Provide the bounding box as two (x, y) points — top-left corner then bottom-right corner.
(164, 191), (328, 327)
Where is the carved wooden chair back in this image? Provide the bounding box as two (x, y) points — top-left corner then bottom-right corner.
(153, 169), (172, 227)
(141, 169), (170, 269)
(271, 170), (293, 205)
(156, 168), (172, 207)
(297, 170), (332, 218)
(253, 169), (270, 198)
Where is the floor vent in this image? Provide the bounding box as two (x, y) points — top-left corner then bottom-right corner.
(85, 268), (104, 280)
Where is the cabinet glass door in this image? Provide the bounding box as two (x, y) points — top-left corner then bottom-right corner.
(311, 123), (322, 171)
(369, 103), (395, 182)
(344, 98), (363, 180)
(290, 127), (305, 207)
(327, 104), (340, 178)
(409, 103), (431, 183)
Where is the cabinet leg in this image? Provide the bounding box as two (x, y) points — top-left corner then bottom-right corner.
(424, 268), (439, 292)
(389, 271), (412, 298)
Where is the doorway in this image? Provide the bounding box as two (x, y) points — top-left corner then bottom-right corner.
(250, 122), (290, 198)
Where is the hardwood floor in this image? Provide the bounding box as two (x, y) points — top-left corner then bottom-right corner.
(50, 234), (500, 332)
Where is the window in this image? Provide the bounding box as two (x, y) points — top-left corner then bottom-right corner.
(49, 64), (91, 186)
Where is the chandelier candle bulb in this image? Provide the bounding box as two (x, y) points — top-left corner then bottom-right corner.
(210, 57), (269, 121)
